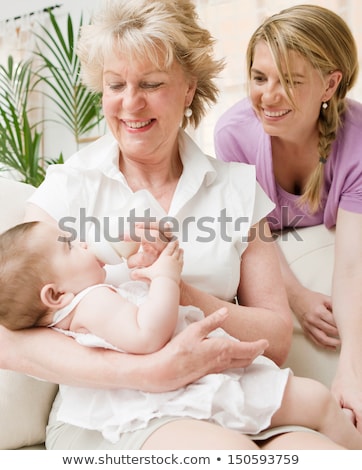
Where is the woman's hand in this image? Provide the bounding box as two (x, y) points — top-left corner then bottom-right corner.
(332, 365), (362, 432)
(126, 222), (173, 268)
(291, 287), (340, 349)
(153, 308), (269, 391)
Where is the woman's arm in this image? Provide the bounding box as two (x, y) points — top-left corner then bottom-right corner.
(331, 208), (362, 430)
(180, 219), (293, 366)
(276, 238), (340, 349)
(0, 310), (268, 391)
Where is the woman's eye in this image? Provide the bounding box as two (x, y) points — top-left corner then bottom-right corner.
(106, 82), (163, 91)
(284, 78), (302, 87)
(252, 75), (265, 83)
(108, 83), (125, 91)
(140, 82), (163, 89)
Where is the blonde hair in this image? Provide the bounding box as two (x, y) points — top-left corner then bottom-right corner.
(0, 222), (50, 330)
(246, 4), (358, 212)
(77, 0), (224, 129)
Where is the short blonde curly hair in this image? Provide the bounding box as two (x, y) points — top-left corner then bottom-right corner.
(77, 0), (224, 129)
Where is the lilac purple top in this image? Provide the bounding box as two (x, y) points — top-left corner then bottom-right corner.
(214, 97), (362, 230)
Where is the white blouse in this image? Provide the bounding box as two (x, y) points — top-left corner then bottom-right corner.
(28, 129), (274, 301)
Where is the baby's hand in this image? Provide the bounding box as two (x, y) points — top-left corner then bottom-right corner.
(130, 241), (183, 284)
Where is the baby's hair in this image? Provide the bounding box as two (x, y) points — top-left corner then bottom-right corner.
(0, 221), (50, 330)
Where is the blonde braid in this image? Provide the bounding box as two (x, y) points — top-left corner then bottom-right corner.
(300, 99), (346, 212)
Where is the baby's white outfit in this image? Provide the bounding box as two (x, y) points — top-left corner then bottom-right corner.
(50, 281), (290, 444)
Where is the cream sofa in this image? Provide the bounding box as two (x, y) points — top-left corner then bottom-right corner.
(0, 177), (339, 450)
(0, 178), (58, 450)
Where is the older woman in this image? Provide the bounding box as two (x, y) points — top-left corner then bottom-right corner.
(0, 0), (341, 450)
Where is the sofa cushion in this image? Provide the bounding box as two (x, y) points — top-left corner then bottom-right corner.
(0, 177), (58, 449)
(0, 371), (57, 449)
(277, 225), (339, 387)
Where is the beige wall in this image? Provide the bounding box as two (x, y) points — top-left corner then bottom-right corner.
(1, 1), (360, 158)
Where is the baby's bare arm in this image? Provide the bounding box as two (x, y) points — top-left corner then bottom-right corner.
(73, 242), (183, 354)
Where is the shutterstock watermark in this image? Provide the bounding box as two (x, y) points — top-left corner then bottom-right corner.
(57, 207), (304, 244)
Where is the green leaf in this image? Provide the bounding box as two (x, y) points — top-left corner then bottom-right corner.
(0, 9), (104, 187)
(34, 10), (104, 143)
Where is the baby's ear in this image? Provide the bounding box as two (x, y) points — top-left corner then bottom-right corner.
(40, 284), (74, 309)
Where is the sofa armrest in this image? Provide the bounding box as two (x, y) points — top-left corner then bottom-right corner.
(0, 177), (36, 233)
(0, 177), (58, 450)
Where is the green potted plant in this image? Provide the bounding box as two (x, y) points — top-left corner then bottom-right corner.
(34, 9), (104, 147)
(0, 56), (59, 187)
(0, 9), (104, 187)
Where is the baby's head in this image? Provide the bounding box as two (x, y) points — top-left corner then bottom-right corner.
(0, 221), (106, 330)
(0, 221), (51, 329)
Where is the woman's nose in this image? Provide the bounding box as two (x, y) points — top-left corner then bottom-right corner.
(262, 80), (282, 104)
(122, 86), (146, 112)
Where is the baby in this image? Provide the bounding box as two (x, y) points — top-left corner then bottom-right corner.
(0, 220), (361, 448)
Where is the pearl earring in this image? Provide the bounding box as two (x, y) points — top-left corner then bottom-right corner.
(322, 102), (328, 110)
(184, 107), (193, 118)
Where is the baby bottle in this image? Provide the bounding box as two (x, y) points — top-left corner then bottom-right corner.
(89, 237), (140, 265)
(88, 190), (164, 265)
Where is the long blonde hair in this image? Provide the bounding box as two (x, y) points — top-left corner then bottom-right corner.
(77, 0), (224, 129)
(246, 4), (358, 212)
